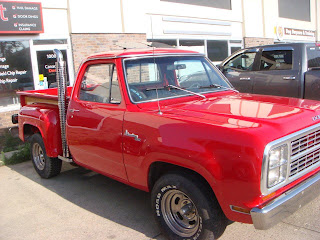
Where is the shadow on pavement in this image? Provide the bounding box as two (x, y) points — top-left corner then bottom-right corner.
(8, 161), (163, 239)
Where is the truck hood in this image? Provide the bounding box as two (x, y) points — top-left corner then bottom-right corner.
(154, 92), (320, 139)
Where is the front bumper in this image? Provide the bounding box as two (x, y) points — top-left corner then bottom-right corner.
(251, 171), (320, 230)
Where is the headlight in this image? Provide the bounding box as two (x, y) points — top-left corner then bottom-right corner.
(267, 144), (288, 188)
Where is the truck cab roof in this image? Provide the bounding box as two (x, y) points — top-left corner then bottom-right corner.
(85, 48), (203, 60)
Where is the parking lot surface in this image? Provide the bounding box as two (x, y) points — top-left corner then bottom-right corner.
(0, 161), (319, 240)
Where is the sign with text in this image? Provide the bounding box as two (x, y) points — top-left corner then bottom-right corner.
(0, 1), (43, 34)
(284, 28), (315, 38)
(275, 26), (316, 41)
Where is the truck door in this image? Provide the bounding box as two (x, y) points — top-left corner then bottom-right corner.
(66, 60), (127, 180)
(221, 50), (259, 93)
(252, 47), (300, 98)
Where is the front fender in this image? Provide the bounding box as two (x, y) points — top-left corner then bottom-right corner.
(123, 111), (265, 223)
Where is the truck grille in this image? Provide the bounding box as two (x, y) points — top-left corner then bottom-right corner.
(290, 129), (320, 177)
(291, 129), (320, 156)
(290, 148), (320, 177)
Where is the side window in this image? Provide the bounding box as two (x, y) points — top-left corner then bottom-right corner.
(224, 52), (257, 72)
(110, 68), (121, 104)
(79, 63), (121, 104)
(259, 50), (293, 70)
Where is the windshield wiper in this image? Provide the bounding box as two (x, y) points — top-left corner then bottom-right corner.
(198, 84), (229, 89)
(167, 85), (206, 99)
(146, 85), (206, 99)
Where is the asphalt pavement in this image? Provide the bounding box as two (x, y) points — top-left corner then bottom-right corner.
(0, 161), (319, 240)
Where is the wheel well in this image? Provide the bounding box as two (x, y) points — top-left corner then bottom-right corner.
(148, 162), (215, 199)
(23, 124), (40, 141)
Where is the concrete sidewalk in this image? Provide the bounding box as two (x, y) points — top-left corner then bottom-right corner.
(0, 161), (319, 240)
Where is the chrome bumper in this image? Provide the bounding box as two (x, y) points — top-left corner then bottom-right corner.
(251, 172), (320, 230)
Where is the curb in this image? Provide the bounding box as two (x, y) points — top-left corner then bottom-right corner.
(1, 150), (20, 166)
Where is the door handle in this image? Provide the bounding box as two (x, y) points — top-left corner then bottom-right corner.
(240, 77), (251, 81)
(124, 130), (141, 142)
(69, 109), (80, 113)
(283, 76), (296, 80)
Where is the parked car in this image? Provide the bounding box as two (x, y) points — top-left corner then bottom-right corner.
(219, 43), (320, 100)
(13, 48), (320, 240)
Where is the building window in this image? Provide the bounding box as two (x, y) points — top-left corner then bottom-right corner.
(207, 40), (228, 61)
(0, 41), (33, 108)
(278, 0), (310, 21)
(179, 39), (205, 54)
(148, 38), (241, 63)
(147, 39), (177, 48)
(160, 0), (231, 10)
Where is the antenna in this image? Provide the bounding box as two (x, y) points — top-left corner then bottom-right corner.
(150, 16), (162, 115)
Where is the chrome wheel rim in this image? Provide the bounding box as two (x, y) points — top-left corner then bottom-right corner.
(32, 143), (45, 170)
(161, 189), (200, 237)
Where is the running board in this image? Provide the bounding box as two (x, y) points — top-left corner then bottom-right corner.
(58, 155), (73, 163)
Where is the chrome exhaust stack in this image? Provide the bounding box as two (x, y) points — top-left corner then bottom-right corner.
(54, 49), (70, 160)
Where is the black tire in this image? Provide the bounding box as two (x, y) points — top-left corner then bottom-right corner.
(30, 133), (62, 178)
(151, 173), (227, 240)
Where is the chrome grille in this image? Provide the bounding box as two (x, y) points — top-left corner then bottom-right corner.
(291, 129), (320, 156)
(290, 148), (320, 177)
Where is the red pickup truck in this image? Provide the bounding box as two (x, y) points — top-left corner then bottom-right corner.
(14, 48), (320, 240)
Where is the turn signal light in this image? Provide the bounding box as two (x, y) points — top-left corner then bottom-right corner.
(230, 205), (251, 214)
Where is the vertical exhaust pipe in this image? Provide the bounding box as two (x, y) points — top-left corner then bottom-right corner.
(54, 49), (69, 158)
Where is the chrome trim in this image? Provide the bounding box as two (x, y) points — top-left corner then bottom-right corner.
(122, 55), (236, 104)
(54, 49), (69, 158)
(124, 130), (141, 142)
(58, 155), (73, 163)
(261, 123), (320, 195)
(252, 171), (320, 230)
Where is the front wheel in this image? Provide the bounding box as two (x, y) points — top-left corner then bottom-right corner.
(151, 173), (227, 240)
(30, 133), (62, 178)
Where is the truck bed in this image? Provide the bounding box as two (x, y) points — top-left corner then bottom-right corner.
(17, 87), (73, 107)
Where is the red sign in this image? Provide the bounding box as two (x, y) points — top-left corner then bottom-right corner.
(0, 1), (44, 34)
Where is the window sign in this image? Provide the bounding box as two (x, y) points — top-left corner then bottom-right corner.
(0, 1), (43, 34)
(0, 40), (33, 107)
(36, 50), (69, 89)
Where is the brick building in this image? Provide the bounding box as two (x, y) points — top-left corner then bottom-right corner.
(0, 0), (319, 128)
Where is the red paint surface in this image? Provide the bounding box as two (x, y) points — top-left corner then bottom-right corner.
(17, 49), (320, 224)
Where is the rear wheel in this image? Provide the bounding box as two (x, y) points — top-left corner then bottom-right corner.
(30, 133), (62, 178)
(151, 173), (227, 240)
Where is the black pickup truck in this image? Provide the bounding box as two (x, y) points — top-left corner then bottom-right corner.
(219, 43), (320, 100)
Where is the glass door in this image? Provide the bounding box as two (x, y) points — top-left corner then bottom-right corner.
(30, 42), (74, 90)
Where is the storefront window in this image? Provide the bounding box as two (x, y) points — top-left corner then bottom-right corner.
(147, 39), (177, 48)
(0, 41), (33, 108)
(207, 40), (228, 61)
(179, 39), (205, 54)
(148, 38), (241, 62)
(160, 0), (232, 10)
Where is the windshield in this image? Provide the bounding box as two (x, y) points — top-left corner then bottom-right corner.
(124, 56), (232, 103)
